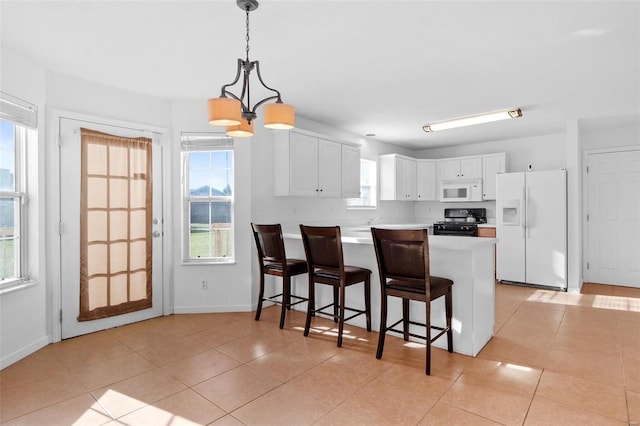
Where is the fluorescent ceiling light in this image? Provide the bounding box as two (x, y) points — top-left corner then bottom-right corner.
(423, 108), (522, 132)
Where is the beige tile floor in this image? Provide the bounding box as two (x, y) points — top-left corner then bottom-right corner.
(1, 282), (639, 425)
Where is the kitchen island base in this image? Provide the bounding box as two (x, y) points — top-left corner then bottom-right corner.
(283, 232), (496, 357)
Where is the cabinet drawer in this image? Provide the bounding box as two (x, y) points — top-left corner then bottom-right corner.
(478, 227), (496, 238)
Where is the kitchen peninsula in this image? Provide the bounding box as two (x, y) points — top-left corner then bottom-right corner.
(282, 227), (497, 357)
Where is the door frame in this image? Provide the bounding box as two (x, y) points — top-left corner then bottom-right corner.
(48, 109), (173, 343)
(582, 145), (640, 284)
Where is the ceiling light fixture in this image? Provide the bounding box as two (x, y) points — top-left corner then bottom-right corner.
(208, 0), (294, 138)
(423, 108), (522, 133)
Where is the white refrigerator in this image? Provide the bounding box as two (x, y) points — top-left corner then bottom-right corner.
(496, 169), (567, 290)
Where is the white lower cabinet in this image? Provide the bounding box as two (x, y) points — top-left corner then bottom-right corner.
(273, 129), (360, 198)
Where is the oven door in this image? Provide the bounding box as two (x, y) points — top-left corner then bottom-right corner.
(433, 225), (478, 237)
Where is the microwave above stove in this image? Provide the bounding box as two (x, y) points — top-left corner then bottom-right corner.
(440, 179), (483, 202)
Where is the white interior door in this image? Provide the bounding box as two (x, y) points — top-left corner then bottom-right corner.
(59, 117), (164, 339)
(586, 149), (640, 287)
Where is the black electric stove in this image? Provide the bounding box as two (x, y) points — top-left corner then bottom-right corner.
(433, 208), (487, 237)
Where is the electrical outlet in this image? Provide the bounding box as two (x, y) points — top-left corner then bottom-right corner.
(201, 279), (208, 290)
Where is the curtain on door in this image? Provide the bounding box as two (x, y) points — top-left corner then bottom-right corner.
(78, 128), (153, 321)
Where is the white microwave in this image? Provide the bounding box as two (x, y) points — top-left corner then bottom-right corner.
(440, 179), (483, 202)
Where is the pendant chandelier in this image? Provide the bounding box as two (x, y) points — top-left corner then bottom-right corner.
(208, 0), (295, 138)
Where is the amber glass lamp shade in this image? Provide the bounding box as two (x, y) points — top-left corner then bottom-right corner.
(208, 97), (242, 126)
(264, 103), (295, 129)
(226, 118), (254, 138)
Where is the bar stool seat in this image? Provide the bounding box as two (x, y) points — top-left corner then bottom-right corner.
(252, 223), (308, 329)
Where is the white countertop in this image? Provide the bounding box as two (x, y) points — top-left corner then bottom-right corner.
(284, 225), (497, 250)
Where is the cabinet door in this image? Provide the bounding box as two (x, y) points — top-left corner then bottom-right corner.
(404, 158), (417, 200)
(482, 154), (506, 200)
(318, 138), (342, 197)
(439, 159), (461, 180)
(290, 132), (319, 196)
(379, 155), (398, 200)
(460, 157), (482, 179)
(416, 160), (436, 200)
(341, 145), (361, 198)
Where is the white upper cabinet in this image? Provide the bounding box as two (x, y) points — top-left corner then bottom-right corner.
(379, 154), (417, 201)
(341, 144), (361, 199)
(273, 129), (360, 198)
(416, 160), (437, 200)
(288, 131), (320, 196)
(380, 152), (506, 202)
(481, 153), (506, 200)
(439, 157), (482, 180)
(317, 138), (342, 197)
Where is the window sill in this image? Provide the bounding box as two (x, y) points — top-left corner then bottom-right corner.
(0, 279), (39, 296)
(346, 206), (377, 210)
(181, 260), (237, 266)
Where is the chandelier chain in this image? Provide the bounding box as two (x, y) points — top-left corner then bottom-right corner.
(245, 7), (250, 61)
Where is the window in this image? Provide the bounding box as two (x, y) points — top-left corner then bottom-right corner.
(181, 133), (234, 263)
(347, 159), (377, 209)
(0, 92), (36, 288)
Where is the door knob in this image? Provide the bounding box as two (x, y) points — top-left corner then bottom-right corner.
(153, 231), (161, 238)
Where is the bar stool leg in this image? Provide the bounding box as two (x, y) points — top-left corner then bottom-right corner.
(280, 274), (291, 329)
(446, 288), (453, 352)
(304, 277), (315, 337)
(365, 276), (372, 331)
(337, 284), (346, 347)
(332, 286), (339, 323)
(376, 292), (388, 359)
(425, 300), (432, 375)
(255, 271), (265, 321)
(402, 298), (410, 341)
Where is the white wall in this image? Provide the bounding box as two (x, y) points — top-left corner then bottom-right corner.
(171, 100), (254, 313)
(579, 115), (640, 151)
(0, 47), (48, 368)
(414, 132), (567, 171)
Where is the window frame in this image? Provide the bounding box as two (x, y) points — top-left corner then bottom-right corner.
(180, 133), (235, 264)
(0, 121), (29, 289)
(346, 158), (377, 210)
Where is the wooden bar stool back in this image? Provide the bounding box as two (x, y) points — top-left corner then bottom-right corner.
(299, 225), (372, 347)
(371, 227), (453, 375)
(251, 223), (308, 329)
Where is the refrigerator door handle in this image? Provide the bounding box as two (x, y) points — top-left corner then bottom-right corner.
(525, 186), (530, 239)
(521, 188), (526, 238)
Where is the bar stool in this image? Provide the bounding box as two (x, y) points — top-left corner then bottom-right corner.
(371, 227), (453, 375)
(299, 225), (371, 347)
(251, 223), (308, 329)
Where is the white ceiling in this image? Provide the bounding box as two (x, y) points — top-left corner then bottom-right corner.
(1, 1), (638, 149)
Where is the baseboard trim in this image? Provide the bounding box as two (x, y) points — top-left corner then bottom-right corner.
(1, 335), (50, 370)
(173, 303), (256, 314)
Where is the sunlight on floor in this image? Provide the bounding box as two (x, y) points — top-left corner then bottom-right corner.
(96, 389), (199, 426)
(527, 289), (640, 312)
